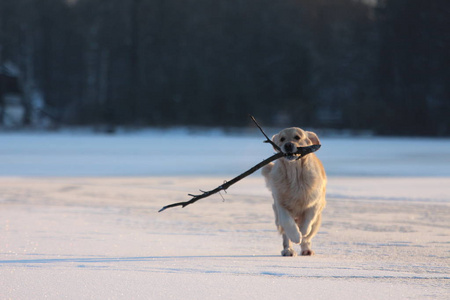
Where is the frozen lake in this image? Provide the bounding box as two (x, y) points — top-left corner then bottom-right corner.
(1, 129), (450, 177)
(0, 130), (449, 299)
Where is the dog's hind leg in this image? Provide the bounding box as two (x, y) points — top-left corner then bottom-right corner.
(300, 214), (322, 256)
(299, 205), (322, 238)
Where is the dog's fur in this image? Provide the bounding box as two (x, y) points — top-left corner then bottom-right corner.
(262, 127), (326, 256)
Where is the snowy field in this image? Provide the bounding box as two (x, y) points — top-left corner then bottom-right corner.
(1, 129), (449, 299)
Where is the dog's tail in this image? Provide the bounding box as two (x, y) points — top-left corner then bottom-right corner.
(261, 162), (274, 178)
(262, 162), (274, 190)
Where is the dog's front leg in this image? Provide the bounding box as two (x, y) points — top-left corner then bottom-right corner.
(275, 202), (302, 244)
(281, 234), (297, 256)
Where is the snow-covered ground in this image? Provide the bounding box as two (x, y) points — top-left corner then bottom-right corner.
(0, 130), (449, 299)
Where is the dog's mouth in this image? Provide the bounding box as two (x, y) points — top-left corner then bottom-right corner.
(284, 153), (300, 161)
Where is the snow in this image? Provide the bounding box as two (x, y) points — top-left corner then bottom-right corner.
(0, 130), (449, 299)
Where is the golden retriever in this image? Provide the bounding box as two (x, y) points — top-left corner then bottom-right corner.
(262, 127), (326, 256)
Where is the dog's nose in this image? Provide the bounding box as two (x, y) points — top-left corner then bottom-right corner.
(284, 142), (294, 153)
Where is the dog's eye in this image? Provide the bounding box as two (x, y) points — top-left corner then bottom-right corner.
(294, 135), (300, 140)
(280, 137), (285, 142)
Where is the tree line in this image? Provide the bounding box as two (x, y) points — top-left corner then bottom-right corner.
(0, 0), (449, 135)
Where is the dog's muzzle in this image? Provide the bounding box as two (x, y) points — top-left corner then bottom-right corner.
(283, 142), (299, 161)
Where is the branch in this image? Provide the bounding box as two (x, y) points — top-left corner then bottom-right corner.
(158, 115), (321, 212)
(158, 152), (283, 212)
(158, 144), (321, 212)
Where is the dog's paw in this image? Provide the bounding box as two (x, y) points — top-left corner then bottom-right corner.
(301, 249), (315, 256)
(281, 248), (297, 257)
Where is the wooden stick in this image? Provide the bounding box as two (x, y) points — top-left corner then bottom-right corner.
(158, 116), (321, 212)
(158, 152), (284, 212)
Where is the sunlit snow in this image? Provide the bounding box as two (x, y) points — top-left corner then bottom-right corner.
(1, 130), (449, 299)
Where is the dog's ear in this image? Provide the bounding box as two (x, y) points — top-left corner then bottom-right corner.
(271, 134), (280, 152)
(306, 131), (320, 145)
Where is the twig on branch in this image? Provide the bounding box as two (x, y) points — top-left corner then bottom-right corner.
(158, 115), (321, 212)
(249, 115), (281, 152)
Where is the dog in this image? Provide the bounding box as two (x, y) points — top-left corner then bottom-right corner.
(262, 127), (326, 256)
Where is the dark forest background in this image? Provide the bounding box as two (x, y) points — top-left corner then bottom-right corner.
(0, 0), (449, 136)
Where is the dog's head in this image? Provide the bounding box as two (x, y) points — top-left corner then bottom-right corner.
(272, 127), (320, 161)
